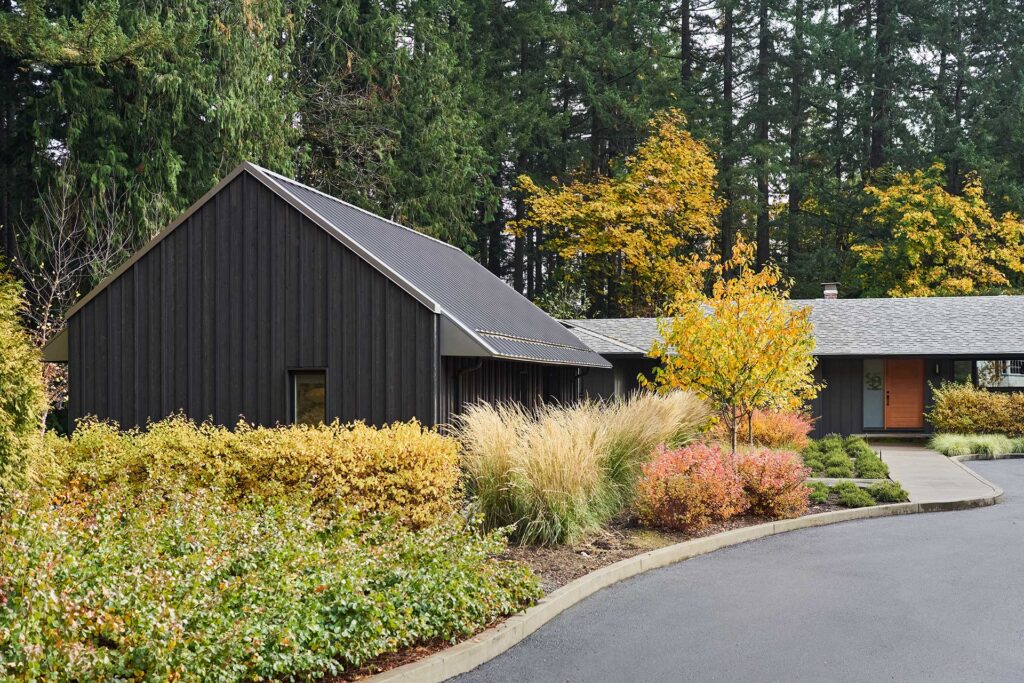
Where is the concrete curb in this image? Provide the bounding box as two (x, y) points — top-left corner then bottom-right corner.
(952, 452), (1024, 462)
(367, 469), (1003, 683)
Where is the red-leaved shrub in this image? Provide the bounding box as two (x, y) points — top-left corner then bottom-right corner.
(635, 444), (747, 533)
(712, 410), (814, 450)
(737, 449), (810, 519)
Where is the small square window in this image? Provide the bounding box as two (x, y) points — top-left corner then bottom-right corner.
(293, 371), (326, 425)
(953, 360), (973, 384)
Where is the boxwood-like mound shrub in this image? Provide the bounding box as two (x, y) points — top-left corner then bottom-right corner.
(831, 481), (876, 508)
(806, 481), (830, 504)
(867, 480), (910, 503)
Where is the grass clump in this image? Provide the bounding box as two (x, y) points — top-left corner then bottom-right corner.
(929, 433), (1019, 457)
(867, 480), (910, 503)
(457, 391), (710, 545)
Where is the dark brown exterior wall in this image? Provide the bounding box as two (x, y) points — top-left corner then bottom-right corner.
(579, 357), (659, 400)
(811, 356), (959, 437)
(68, 172), (439, 429)
(439, 357), (579, 426)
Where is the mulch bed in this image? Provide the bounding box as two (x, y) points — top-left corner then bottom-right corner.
(334, 502), (842, 679)
(504, 505), (840, 592)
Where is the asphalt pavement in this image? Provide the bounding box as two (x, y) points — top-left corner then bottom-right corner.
(455, 460), (1024, 683)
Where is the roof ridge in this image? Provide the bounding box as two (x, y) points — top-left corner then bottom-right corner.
(248, 163), (466, 254)
(562, 320), (645, 353)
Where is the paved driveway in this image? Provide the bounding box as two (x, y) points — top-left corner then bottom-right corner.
(455, 460), (1024, 683)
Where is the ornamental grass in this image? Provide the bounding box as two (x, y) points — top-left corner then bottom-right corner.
(456, 391), (710, 545)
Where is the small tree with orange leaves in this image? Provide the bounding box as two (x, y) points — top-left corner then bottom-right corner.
(648, 242), (821, 453)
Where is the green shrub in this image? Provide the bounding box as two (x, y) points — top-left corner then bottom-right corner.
(818, 434), (845, 451)
(1014, 438), (1024, 454)
(0, 487), (540, 680)
(855, 455), (889, 479)
(39, 416), (461, 528)
(806, 481), (830, 504)
(831, 481), (876, 508)
(0, 269), (47, 500)
(927, 382), (1024, 436)
(867, 480), (910, 503)
(844, 436), (875, 458)
(822, 449), (854, 477)
(457, 391), (709, 545)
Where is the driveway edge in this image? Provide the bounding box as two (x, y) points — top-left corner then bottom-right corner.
(369, 475), (1003, 683)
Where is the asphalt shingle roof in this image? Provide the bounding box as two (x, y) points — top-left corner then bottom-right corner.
(565, 295), (1024, 357)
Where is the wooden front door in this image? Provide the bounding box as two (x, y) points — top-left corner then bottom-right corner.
(884, 359), (925, 429)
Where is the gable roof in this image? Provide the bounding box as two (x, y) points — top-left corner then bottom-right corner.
(60, 163), (609, 369)
(565, 295), (1024, 358)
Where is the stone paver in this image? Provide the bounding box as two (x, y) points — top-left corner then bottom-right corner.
(875, 442), (999, 503)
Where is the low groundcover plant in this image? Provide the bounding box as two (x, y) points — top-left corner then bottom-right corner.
(0, 486), (540, 681)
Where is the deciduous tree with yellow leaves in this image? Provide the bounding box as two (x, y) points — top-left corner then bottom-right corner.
(513, 109), (722, 317)
(852, 163), (1024, 297)
(648, 242), (820, 453)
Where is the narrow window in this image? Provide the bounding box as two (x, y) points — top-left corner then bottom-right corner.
(862, 358), (884, 430)
(953, 360), (973, 384)
(292, 370), (327, 425)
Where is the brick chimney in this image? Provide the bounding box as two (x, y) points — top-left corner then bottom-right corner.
(821, 282), (839, 300)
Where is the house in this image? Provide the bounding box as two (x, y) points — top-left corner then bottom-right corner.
(44, 162), (609, 430)
(564, 293), (1024, 437)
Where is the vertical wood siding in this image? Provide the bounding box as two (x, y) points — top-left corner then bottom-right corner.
(438, 357), (579, 427)
(579, 357), (659, 400)
(68, 172), (438, 429)
(812, 357), (864, 437)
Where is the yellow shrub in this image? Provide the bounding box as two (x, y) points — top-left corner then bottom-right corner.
(38, 416), (461, 528)
(928, 383), (1023, 436)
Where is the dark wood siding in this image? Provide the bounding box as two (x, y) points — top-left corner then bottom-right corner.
(579, 357), (658, 400)
(438, 357), (579, 426)
(811, 357), (863, 437)
(68, 172), (439, 429)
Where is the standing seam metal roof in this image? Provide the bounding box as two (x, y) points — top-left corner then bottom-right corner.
(257, 167), (609, 368)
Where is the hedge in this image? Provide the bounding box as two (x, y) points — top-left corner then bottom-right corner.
(36, 416), (461, 528)
(927, 382), (1024, 437)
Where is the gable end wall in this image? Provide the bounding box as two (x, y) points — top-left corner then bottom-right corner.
(68, 172), (439, 428)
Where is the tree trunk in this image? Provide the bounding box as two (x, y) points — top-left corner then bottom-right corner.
(869, 0), (893, 170)
(730, 406), (739, 454)
(755, 0), (771, 269)
(787, 0), (805, 270)
(720, 3), (736, 263)
(0, 0), (16, 263)
(680, 0), (693, 84)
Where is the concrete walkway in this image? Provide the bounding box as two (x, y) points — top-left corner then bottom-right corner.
(874, 442), (1001, 504)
